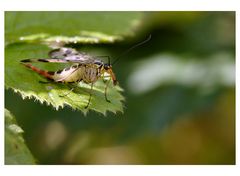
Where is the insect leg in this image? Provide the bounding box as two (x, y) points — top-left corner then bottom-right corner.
(59, 83), (79, 97)
(59, 88), (75, 97)
(85, 83), (94, 109)
(104, 79), (111, 103)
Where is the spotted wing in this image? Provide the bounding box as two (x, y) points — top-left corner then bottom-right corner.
(49, 47), (104, 64)
(20, 58), (71, 63)
(48, 48), (79, 59)
(21, 47), (102, 65)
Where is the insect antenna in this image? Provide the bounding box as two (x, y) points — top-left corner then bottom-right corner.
(112, 34), (152, 65)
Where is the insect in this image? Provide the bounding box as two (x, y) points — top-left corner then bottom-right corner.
(20, 35), (151, 108)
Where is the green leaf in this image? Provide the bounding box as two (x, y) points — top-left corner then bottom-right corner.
(5, 12), (143, 45)
(5, 109), (36, 164)
(5, 43), (125, 115)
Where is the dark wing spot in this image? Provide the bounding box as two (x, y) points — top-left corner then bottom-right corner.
(48, 48), (59, 57)
(38, 59), (49, 62)
(72, 65), (78, 68)
(20, 59), (31, 63)
(65, 49), (73, 55)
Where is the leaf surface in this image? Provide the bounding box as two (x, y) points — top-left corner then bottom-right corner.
(5, 12), (143, 45)
(5, 109), (36, 164)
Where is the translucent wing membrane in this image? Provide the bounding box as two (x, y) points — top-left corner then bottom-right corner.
(21, 47), (104, 65)
(21, 58), (71, 63)
(48, 48), (79, 58)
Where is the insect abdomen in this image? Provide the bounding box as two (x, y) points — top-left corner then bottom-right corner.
(53, 66), (83, 83)
(21, 63), (55, 81)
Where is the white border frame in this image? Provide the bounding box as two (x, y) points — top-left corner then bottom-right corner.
(0, 0), (239, 176)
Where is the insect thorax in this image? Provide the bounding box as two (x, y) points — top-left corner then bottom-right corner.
(81, 64), (102, 84)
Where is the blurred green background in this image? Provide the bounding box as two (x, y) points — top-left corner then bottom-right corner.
(5, 11), (235, 164)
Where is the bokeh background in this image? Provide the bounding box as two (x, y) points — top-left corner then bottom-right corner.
(5, 11), (235, 164)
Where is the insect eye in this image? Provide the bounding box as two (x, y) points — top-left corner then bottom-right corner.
(104, 64), (111, 70)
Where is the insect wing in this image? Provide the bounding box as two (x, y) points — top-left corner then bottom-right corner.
(21, 47), (104, 68)
(21, 58), (72, 63)
(63, 54), (98, 64)
(21, 53), (99, 64)
(49, 47), (103, 65)
(48, 48), (79, 58)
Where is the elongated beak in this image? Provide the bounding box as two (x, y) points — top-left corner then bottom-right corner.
(107, 68), (117, 85)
